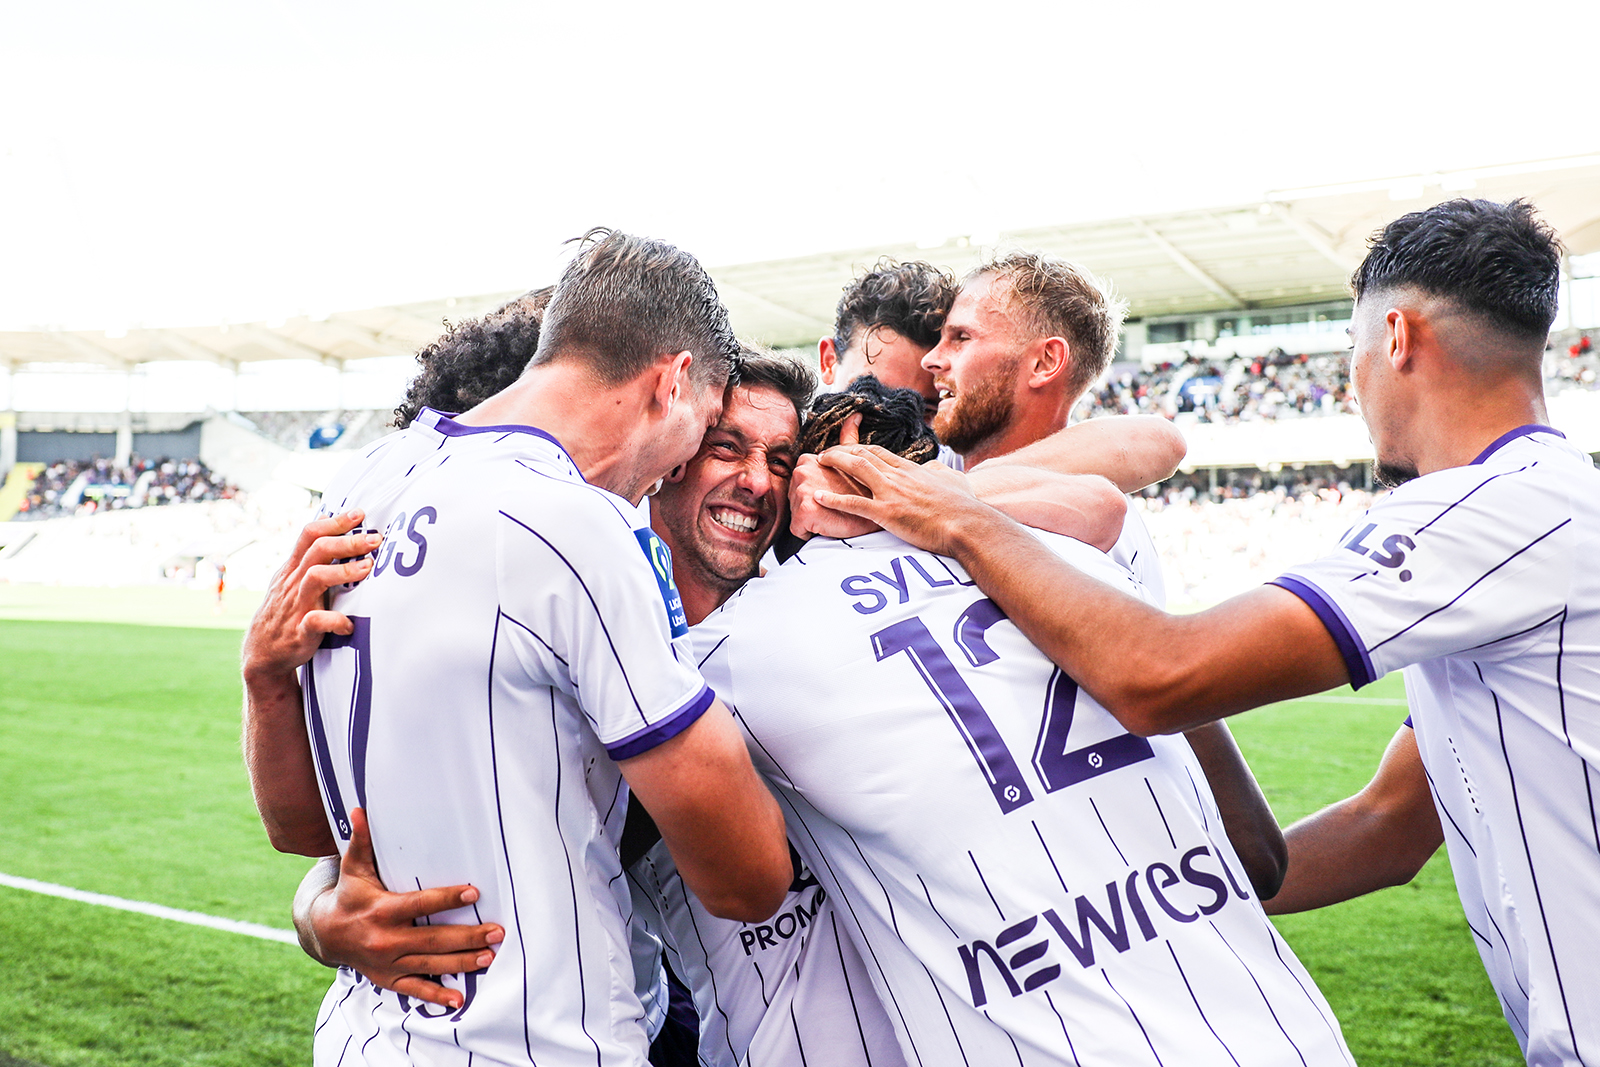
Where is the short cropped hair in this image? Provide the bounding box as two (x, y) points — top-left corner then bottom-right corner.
(392, 286), (555, 428)
(799, 374), (939, 462)
(1351, 198), (1562, 341)
(535, 228), (739, 388)
(833, 259), (957, 354)
(732, 343), (817, 423)
(971, 252), (1127, 401)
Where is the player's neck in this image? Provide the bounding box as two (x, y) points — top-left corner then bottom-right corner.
(458, 363), (656, 498)
(678, 578), (733, 628)
(1408, 378), (1549, 476)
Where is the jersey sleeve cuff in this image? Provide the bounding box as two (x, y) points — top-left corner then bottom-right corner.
(606, 685), (715, 761)
(1268, 575), (1377, 690)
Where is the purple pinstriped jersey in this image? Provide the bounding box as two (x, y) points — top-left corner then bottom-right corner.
(1276, 426), (1600, 1066)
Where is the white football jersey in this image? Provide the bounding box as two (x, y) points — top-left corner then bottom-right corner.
(628, 841), (903, 1067)
(1273, 425), (1600, 1067)
(691, 530), (1352, 1067)
(938, 444), (1167, 606)
(305, 409), (712, 1067)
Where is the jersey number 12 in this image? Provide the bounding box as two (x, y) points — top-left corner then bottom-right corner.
(872, 599), (1153, 814)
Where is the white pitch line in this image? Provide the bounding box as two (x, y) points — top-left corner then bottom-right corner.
(1280, 696), (1409, 707)
(0, 871), (298, 945)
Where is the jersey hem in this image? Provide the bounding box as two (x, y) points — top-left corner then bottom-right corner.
(607, 686), (715, 761)
(1268, 574), (1377, 689)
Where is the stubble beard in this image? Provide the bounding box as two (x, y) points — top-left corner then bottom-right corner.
(1373, 459), (1420, 490)
(934, 361), (1020, 458)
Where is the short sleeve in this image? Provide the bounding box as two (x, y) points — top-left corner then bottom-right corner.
(683, 610), (737, 712)
(1271, 465), (1575, 688)
(496, 487), (712, 759)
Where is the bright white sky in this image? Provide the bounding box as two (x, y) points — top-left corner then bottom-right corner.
(3, 0), (1597, 331)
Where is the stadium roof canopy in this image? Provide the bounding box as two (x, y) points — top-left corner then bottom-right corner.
(4, 154), (1598, 367)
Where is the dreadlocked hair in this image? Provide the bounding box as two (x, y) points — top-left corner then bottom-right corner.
(799, 374), (939, 462)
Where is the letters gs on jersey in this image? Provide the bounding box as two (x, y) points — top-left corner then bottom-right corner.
(635, 529), (689, 638)
(327, 507), (437, 588)
(1341, 521), (1417, 581)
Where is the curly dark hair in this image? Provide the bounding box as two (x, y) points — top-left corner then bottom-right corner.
(798, 374), (939, 461)
(1351, 198), (1561, 341)
(392, 287), (553, 428)
(833, 258), (956, 356)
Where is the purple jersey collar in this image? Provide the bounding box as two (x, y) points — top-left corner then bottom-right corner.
(1472, 424), (1564, 465)
(417, 407), (578, 468)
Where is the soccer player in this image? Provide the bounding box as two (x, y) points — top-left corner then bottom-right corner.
(816, 258), (1187, 494)
(241, 229), (793, 1067)
(815, 199), (1600, 1066)
(293, 373), (1299, 1067)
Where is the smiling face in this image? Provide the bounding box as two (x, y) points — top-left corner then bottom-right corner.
(922, 273), (1027, 458)
(650, 382), (800, 614)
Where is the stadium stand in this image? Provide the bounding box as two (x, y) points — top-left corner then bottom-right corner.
(237, 409), (394, 453)
(1080, 348), (1356, 422)
(13, 456), (235, 521)
(0, 157), (1594, 600)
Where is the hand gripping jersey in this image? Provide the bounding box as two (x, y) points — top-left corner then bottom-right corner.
(305, 409), (713, 1067)
(1272, 425), (1600, 1067)
(689, 530), (1353, 1067)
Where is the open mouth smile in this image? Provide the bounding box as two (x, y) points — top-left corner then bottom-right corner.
(709, 506), (760, 534)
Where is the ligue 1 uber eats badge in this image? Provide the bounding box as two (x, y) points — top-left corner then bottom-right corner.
(636, 528), (688, 636)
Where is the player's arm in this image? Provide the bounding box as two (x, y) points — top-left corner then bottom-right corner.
(241, 510), (380, 856)
(970, 414), (1186, 493)
(962, 466), (1125, 551)
(292, 809), (504, 1010)
(618, 699), (791, 923)
(790, 454), (1125, 549)
(813, 445), (1349, 734)
(1183, 722), (1286, 900)
(1264, 725), (1443, 914)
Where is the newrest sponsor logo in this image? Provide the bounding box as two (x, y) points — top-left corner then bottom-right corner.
(958, 844), (1251, 1007)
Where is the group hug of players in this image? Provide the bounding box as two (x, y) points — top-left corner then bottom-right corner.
(241, 199), (1599, 1067)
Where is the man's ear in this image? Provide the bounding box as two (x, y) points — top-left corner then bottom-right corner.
(1386, 309), (1412, 372)
(1027, 336), (1072, 389)
(818, 337), (838, 386)
(652, 351), (695, 415)
(663, 462), (689, 484)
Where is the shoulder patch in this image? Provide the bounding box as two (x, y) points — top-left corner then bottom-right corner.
(635, 528), (689, 637)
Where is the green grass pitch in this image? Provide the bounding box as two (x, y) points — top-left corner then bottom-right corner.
(0, 616), (1523, 1065)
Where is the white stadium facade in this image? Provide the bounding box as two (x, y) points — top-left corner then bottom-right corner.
(2, 154), (1597, 594)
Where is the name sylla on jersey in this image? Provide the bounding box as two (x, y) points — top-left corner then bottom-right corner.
(840, 551), (975, 615)
(958, 841), (1253, 1008)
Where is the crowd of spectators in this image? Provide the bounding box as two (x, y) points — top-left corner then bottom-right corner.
(1136, 479), (1376, 606)
(1080, 331), (1598, 425)
(1550, 333), (1597, 391)
(14, 456), (236, 520)
(1079, 348), (1356, 424)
